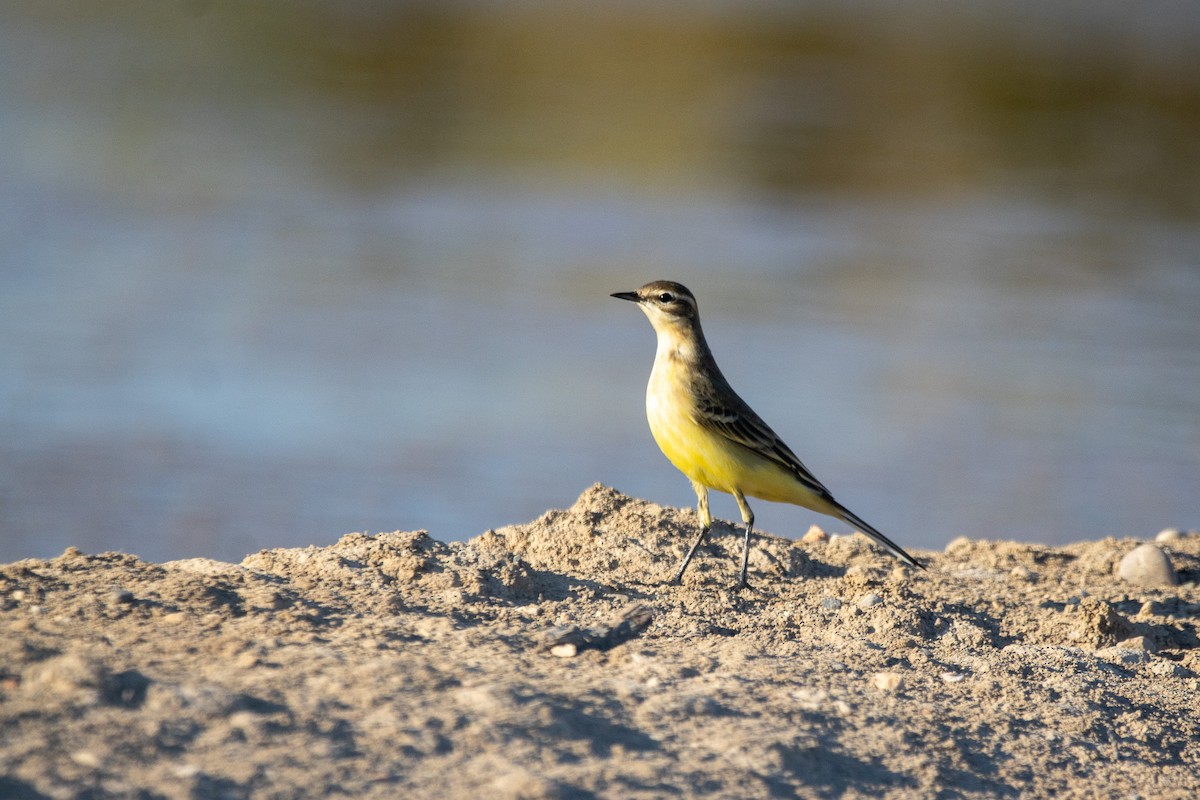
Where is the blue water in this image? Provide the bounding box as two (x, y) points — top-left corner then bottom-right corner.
(2, 2), (1198, 563)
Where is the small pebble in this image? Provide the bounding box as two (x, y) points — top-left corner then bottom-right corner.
(549, 644), (578, 658)
(1010, 566), (1035, 581)
(856, 593), (883, 609)
(872, 672), (903, 692)
(1155, 528), (1182, 543)
(802, 525), (828, 544)
(162, 611), (188, 625)
(940, 672), (966, 683)
(70, 750), (100, 768)
(1116, 543), (1179, 587)
(110, 589), (135, 605)
(11, 590), (26, 602)
(820, 597), (843, 611)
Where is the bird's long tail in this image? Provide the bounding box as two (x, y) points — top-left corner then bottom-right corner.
(833, 506), (924, 570)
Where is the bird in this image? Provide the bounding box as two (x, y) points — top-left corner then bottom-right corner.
(612, 280), (922, 589)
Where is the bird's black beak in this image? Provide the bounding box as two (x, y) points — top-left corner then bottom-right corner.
(611, 291), (640, 303)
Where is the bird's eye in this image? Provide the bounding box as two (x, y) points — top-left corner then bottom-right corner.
(657, 292), (674, 303)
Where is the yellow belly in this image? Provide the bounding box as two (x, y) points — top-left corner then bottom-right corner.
(645, 368), (833, 513)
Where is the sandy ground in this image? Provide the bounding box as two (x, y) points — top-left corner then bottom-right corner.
(2, 484), (1198, 799)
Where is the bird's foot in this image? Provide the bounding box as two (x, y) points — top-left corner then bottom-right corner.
(731, 577), (769, 596)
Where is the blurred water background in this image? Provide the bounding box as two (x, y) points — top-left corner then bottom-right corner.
(2, 1), (1199, 563)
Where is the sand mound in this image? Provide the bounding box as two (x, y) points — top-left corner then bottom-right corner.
(2, 484), (1198, 798)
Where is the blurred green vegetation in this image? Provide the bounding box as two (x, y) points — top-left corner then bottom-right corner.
(5, 1), (1199, 212)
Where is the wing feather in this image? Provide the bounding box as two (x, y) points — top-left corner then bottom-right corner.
(692, 384), (924, 569)
(695, 401), (833, 500)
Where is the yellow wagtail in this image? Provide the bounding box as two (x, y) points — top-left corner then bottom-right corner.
(612, 280), (922, 589)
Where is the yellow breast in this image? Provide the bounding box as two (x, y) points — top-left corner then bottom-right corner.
(645, 357), (745, 495)
(644, 354), (830, 511)
(646, 364), (713, 483)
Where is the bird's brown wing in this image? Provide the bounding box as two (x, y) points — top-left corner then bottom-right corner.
(693, 400), (834, 501)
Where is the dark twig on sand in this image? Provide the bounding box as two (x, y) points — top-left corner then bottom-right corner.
(544, 604), (654, 658)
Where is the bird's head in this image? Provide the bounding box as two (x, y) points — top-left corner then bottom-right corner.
(611, 281), (699, 337)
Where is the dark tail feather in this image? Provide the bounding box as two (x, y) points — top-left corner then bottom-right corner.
(834, 506), (924, 570)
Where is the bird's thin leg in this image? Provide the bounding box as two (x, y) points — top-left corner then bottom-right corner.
(671, 525), (710, 585)
(733, 491), (755, 590)
(670, 482), (712, 584)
